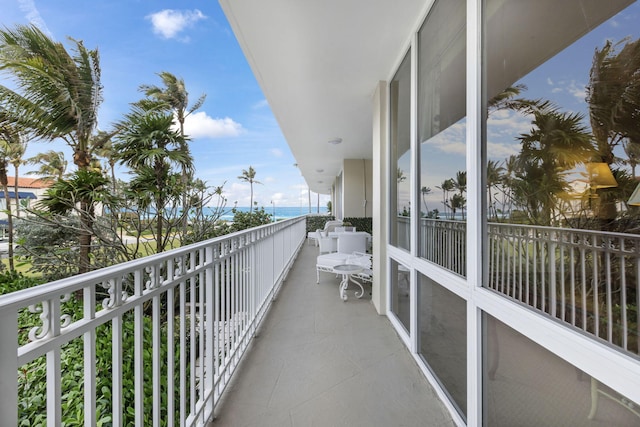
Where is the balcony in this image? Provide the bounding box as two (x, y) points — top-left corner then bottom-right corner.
(1, 216), (639, 426)
(0, 216), (454, 426)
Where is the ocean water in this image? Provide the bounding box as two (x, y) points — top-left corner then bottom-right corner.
(211, 206), (329, 221)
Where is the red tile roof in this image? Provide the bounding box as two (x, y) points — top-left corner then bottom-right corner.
(7, 176), (53, 189)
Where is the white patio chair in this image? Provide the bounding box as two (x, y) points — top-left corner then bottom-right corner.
(317, 229), (337, 254)
(346, 252), (373, 283)
(337, 233), (367, 254)
(334, 226), (346, 233)
(307, 231), (318, 246)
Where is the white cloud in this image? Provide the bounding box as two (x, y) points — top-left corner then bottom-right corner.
(270, 148), (283, 157)
(252, 99), (269, 109)
(18, 0), (52, 36)
(423, 122), (467, 155)
(547, 77), (554, 85)
(271, 192), (286, 202)
(184, 112), (244, 138)
(567, 81), (586, 102)
(487, 141), (520, 159)
(147, 9), (206, 40)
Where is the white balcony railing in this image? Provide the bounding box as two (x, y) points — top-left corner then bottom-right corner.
(411, 218), (639, 357)
(0, 216), (306, 426)
(488, 223), (640, 356)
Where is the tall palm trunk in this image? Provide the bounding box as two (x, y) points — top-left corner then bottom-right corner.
(0, 165), (14, 271)
(13, 166), (20, 218)
(75, 150), (93, 275)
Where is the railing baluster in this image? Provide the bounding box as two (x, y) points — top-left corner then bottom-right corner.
(593, 236), (600, 338)
(167, 263), (175, 427)
(570, 233), (576, 327)
(0, 309), (17, 425)
(153, 275), (161, 427)
(180, 259), (187, 425)
(112, 310), (123, 426)
(605, 238), (613, 344)
(83, 285), (96, 427)
(620, 238), (627, 351)
(134, 270), (144, 426)
(204, 246), (215, 415)
(198, 249), (205, 413)
(549, 232), (557, 318)
(189, 254), (197, 416)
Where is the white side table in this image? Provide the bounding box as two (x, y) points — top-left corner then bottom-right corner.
(333, 264), (365, 301)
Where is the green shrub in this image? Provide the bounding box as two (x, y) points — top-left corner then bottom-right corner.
(306, 215), (335, 233)
(229, 207), (272, 232)
(343, 217), (373, 234)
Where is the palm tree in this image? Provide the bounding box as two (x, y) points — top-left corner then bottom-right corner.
(450, 194), (466, 221)
(0, 24), (103, 274)
(624, 140), (640, 180)
(140, 72), (206, 236)
(115, 107), (192, 253)
(421, 186), (431, 216)
(91, 131), (118, 193)
(7, 137), (26, 218)
(586, 38), (640, 164)
(436, 179), (455, 219)
(454, 171), (467, 219)
(27, 150), (68, 181)
(487, 160), (504, 220)
(0, 121), (19, 270)
(515, 106), (595, 225)
(238, 166), (262, 212)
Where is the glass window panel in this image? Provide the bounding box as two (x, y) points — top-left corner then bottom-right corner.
(390, 258), (410, 333)
(419, 273), (467, 417)
(418, 0), (467, 276)
(484, 314), (639, 426)
(483, 0), (640, 358)
(390, 50), (412, 251)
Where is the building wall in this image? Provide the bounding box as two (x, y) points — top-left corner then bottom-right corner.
(341, 159), (373, 218)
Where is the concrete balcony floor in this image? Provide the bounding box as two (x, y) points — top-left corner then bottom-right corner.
(209, 242), (455, 426)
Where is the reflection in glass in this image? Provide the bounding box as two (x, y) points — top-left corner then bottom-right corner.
(418, 273), (467, 417)
(390, 50), (411, 251)
(484, 314), (639, 426)
(390, 259), (410, 333)
(417, 0), (467, 276)
(484, 0), (640, 358)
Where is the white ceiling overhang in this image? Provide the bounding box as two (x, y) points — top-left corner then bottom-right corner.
(219, 0), (427, 194)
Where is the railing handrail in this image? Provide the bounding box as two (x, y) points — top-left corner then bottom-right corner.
(0, 215), (305, 310)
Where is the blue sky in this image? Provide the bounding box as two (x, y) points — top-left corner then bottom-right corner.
(1, 0), (328, 209)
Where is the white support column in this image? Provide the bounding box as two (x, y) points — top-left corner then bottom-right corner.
(0, 309), (18, 426)
(372, 80), (389, 315)
(466, 0), (483, 425)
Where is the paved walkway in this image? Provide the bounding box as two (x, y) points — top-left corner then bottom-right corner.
(209, 243), (455, 426)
